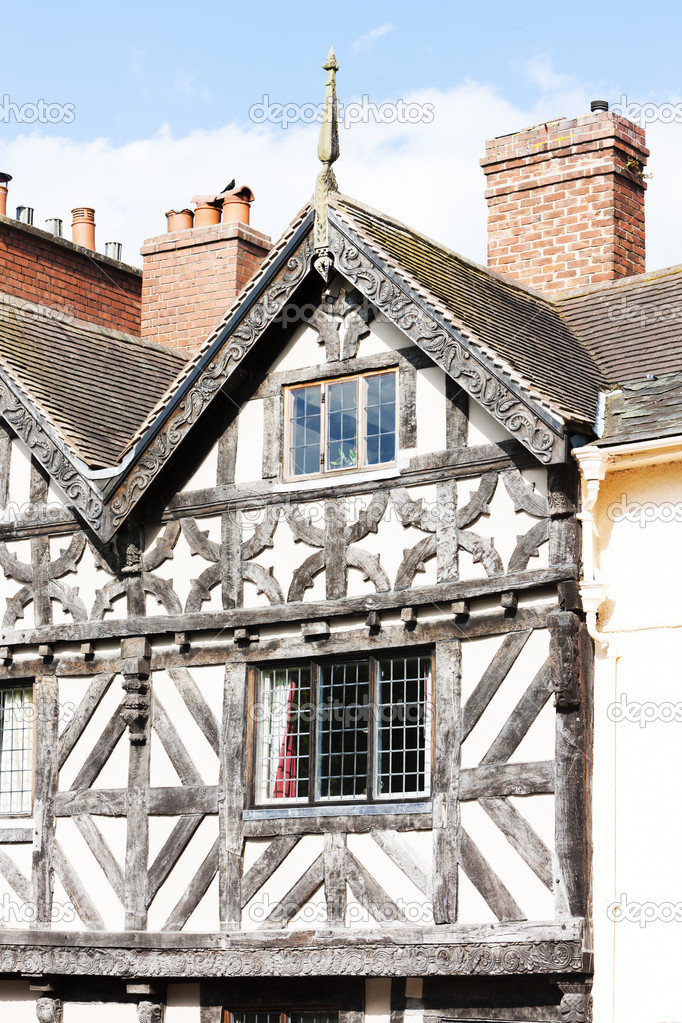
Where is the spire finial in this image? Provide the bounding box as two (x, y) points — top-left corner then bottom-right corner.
(314, 47), (340, 278)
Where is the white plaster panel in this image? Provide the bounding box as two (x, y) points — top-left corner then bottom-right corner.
(243, 838), (273, 874)
(355, 315), (414, 357)
(57, 675), (125, 790)
(415, 366), (446, 454)
(184, 871), (220, 932)
(151, 669), (220, 787)
(147, 816), (219, 932)
(456, 866), (497, 924)
(241, 834), (324, 930)
(65, 1004), (137, 1022)
(272, 322), (324, 373)
(181, 439), (219, 493)
(346, 881), (371, 928)
(53, 539), (115, 623)
(289, 884), (326, 930)
(148, 816), (181, 868)
(460, 629), (551, 769)
(347, 832), (433, 925)
(460, 799), (554, 920)
(234, 399), (264, 485)
(244, 502), (326, 608)
(54, 816), (125, 931)
(0, 982), (38, 1021)
(166, 984), (201, 1022)
(7, 438), (32, 509)
(0, 844), (31, 926)
(467, 401), (512, 445)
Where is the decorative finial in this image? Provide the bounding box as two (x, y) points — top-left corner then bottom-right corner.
(314, 47), (340, 280)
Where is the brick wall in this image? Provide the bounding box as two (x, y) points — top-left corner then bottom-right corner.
(0, 215), (142, 334)
(481, 111), (649, 293)
(140, 221), (272, 354)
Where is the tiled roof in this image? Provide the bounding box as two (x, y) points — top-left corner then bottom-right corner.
(557, 264), (682, 384)
(597, 371), (682, 446)
(331, 194), (606, 426)
(0, 293), (185, 468)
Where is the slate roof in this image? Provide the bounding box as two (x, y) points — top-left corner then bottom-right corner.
(596, 371), (682, 446)
(331, 194), (606, 426)
(557, 264), (682, 384)
(0, 292), (186, 468)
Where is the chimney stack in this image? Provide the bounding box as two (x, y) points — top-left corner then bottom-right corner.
(0, 173), (11, 217)
(481, 106), (649, 293)
(141, 184), (271, 355)
(71, 207), (96, 250)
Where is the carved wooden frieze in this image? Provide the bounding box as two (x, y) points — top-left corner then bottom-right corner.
(327, 220), (565, 464)
(0, 939), (585, 978)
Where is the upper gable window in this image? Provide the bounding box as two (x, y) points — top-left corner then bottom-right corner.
(286, 370), (396, 478)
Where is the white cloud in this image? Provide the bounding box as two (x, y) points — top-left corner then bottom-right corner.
(2, 70), (680, 277)
(352, 24), (394, 53)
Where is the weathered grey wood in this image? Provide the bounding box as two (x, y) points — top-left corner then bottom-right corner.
(56, 785), (219, 818)
(479, 663), (552, 766)
(0, 827), (32, 843)
(261, 392), (282, 480)
(372, 830), (432, 898)
(243, 811), (433, 838)
(325, 500), (347, 600)
(29, 461), (52, 627)
(436, 478), (458, 583)
(0, 423), (11, 507)
(458, 829), (524, 922)
(30, 675), (59, 928)
(345, 850), (406, 923)
(445, 376), (468, 448)
(0, 848), (30, 901)
(152, 696), (203, 786)
(432, 640), (460, 924)
(57, 673), (115, 770)
(217, 416), (238, 486)
(147, 816), (204, 907)
(169, 668), (220, 755)
(459, 761), (555, 800)
(240, 835), (301, 907)
(162, 837), (220, 932)
(52, 841), (105, 930)
(462, 630), (533, 741)
(324, 832), (347, 927)
(0, 565), (575, 647)
(219, 664), (247, 928)
(398, 361), (417, 449)
(72, 814), (125, 904)
(69, 702), (127, 791)
(124, 678), (151, 931)
(221, 505), (243, 610)
(478, 796), (553, 889)
(264, 852), (325, 927)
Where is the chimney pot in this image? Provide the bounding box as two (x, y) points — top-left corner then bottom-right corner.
(222, 186), (254, 226)
(591, 99), (609, 113)
(105, 241), (123, 261)
(0, 173), (11, 218)
(165, 208), (194, 232)
(16, 206), (34, 225)
(193, 201), (222, 228)
(45, 218), (63, 238)
(71, 207), (96, 250)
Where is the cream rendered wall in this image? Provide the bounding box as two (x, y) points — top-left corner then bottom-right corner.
(584, 455), (682, 1023)
(0, 982), (38, 1021)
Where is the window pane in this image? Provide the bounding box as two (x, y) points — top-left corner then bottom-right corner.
(377, 656), (430, 797)
(318, 661), (369, 799)
(327, 380), (357, 470)
(258, 667), (311, 802)
(289, 386), (321, 476)
(364, 373), (396, 465)
(0, 686), (33, 814)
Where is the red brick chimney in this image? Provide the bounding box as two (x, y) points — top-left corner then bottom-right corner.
(140, 186), (271, 355)
(481, 104), (649, 293)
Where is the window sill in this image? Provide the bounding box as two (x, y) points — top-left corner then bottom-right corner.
(244, 800), (432, 821)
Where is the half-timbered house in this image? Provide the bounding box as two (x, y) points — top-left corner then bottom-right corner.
(0, 55), (664, 1023)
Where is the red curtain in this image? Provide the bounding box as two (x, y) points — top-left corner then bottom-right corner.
(273, 676), (297, 798)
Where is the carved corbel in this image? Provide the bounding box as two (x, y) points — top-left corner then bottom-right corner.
(548, 609), (583, 710)
(121, 637), (151, 744)
(36, 996), (62, 1023)
(559, 981), (592, 1022)
(137, 1001), (165, 1023)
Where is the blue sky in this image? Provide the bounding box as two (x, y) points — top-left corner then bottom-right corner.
(2, 1), (682, 270)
